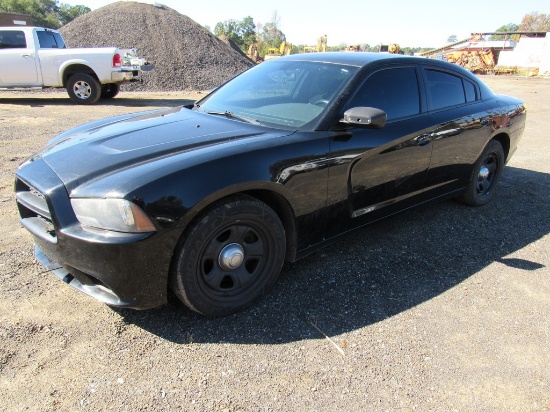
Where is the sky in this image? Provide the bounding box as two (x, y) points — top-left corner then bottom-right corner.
(68, 0), (548, 48)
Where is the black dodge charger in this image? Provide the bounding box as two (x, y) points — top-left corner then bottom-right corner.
(15, 53), (526, 316)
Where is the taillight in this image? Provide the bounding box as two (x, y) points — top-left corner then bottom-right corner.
(113, 53), (121, 67)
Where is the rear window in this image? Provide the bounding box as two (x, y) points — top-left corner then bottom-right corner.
(0, 30), (26, 49)
(425, 69), (474, 110)
(464, 80), (477, 102)
(37, 30), (66, 49)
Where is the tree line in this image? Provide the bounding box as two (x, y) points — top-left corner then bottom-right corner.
(217, 11), (549, 57)
(446, 12), (550, 43)
(0, 0), (90, 28)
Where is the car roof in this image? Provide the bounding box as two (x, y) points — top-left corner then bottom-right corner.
(277, 52), (489, 92)
(280, 51), (415, 67)
(278, 51), (477, 73)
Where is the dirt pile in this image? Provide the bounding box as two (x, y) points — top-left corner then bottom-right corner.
(60, 1), (254, 91)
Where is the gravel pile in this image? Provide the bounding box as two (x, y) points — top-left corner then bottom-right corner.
(59, 1), (255, 91)
(217, 34), (249, 59)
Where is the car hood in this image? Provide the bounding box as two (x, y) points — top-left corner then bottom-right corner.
(28, 107), (291, 191)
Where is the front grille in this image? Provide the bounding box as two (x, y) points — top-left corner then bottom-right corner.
(15, 179), (57, 243)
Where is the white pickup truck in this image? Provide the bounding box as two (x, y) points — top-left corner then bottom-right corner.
(0, 26), (153, 104)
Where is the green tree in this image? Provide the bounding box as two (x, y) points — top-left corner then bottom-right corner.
(447, 35), (458, 43)
(214, 16), (256, 51)
(58, 3), (90, 26)
(490, 23), (520, 40)
(519, 11), (550, 31)
(258, 11), (285, 49)
(239, 16), (256, 50)
(0, 0), (89, 28)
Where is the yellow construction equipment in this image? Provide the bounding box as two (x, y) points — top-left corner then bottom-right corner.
(379, 44), (401, 54)
(246, 43), (261, 63)
(388, 43), (400, 54)
(445, 49), (496, 73)
(345, 45), (360, 52)
(263, 41), (293, 61)
(317, 35), (327, 52)
(303, 35), (327, 53)
(418, 32), (546, 74)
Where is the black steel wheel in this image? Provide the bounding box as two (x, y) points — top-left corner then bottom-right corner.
(170, 196), (286, 316)
(458, 139), (505, 206)
(66, 73), (101, 105)
(100, 83), (120, 99)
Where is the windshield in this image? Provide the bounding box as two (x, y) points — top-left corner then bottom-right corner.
(196, 60), (358, 129)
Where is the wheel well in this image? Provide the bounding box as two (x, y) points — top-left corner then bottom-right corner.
(178, 190), (298, 263)
(243, 189), (297, 261)
(492, 133), (510, 160)
(62, 65), (99, 87)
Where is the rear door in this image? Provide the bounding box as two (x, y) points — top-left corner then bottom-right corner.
(422, 66), (493, 192)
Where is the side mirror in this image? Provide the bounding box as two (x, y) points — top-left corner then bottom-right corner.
(340, 107), (387, 129)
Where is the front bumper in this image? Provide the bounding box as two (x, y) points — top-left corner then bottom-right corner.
(35, 245), (136, 307)
(15, 158), (176, 310)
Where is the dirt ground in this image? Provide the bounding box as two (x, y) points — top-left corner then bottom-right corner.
(0, 77), (549, 411)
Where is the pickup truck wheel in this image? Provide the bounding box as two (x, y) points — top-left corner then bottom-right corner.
(170, 196), (286, 316)
(66, 73), (101, 105)
(101, 84), (120, 99)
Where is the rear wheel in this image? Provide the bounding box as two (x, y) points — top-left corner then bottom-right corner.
(170, 196), (286, 316)
(66, 73), (101, 105)
(458, 140), (505, 206)
(101, 83), (120, 99)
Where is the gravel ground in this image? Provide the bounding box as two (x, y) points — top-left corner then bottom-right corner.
(0, 76), (549, 411)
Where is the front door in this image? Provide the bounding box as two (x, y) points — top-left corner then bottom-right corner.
(325, 65), (435, 236)
(0, 30), (38, 85)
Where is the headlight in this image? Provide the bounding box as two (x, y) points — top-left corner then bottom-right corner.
(71, 199), (156, 233)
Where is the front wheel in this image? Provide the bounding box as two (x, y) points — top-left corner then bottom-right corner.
(66, 73), (101, 105)
(170, 196), (286, 316)
(458, 140), (505, 206)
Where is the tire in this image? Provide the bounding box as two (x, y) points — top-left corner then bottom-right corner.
(101, 83), (120, 99)
(458, 140), (505, 206)
(170, 196), (286, 316)
(66, 73), (101, 105)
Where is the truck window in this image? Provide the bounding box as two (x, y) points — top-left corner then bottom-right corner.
(0, 30), (27, 49)
(36, 30), (66, 49)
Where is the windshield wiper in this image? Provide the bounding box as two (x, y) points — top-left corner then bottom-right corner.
(206, 111), (261, 125)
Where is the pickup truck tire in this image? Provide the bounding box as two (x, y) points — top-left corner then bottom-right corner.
(101, 84), (120, 99)
(66, 73), (101, 105)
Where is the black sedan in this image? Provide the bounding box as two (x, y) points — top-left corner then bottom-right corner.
(15, 53), (526, 316)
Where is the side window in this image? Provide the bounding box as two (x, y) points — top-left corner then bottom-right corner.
(464, 80), (476, 102)
(37, 31), (61, 48)
(0, 30), (27, 49)
(425, 69), (467, 110)
(347, 67), (420, 121)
